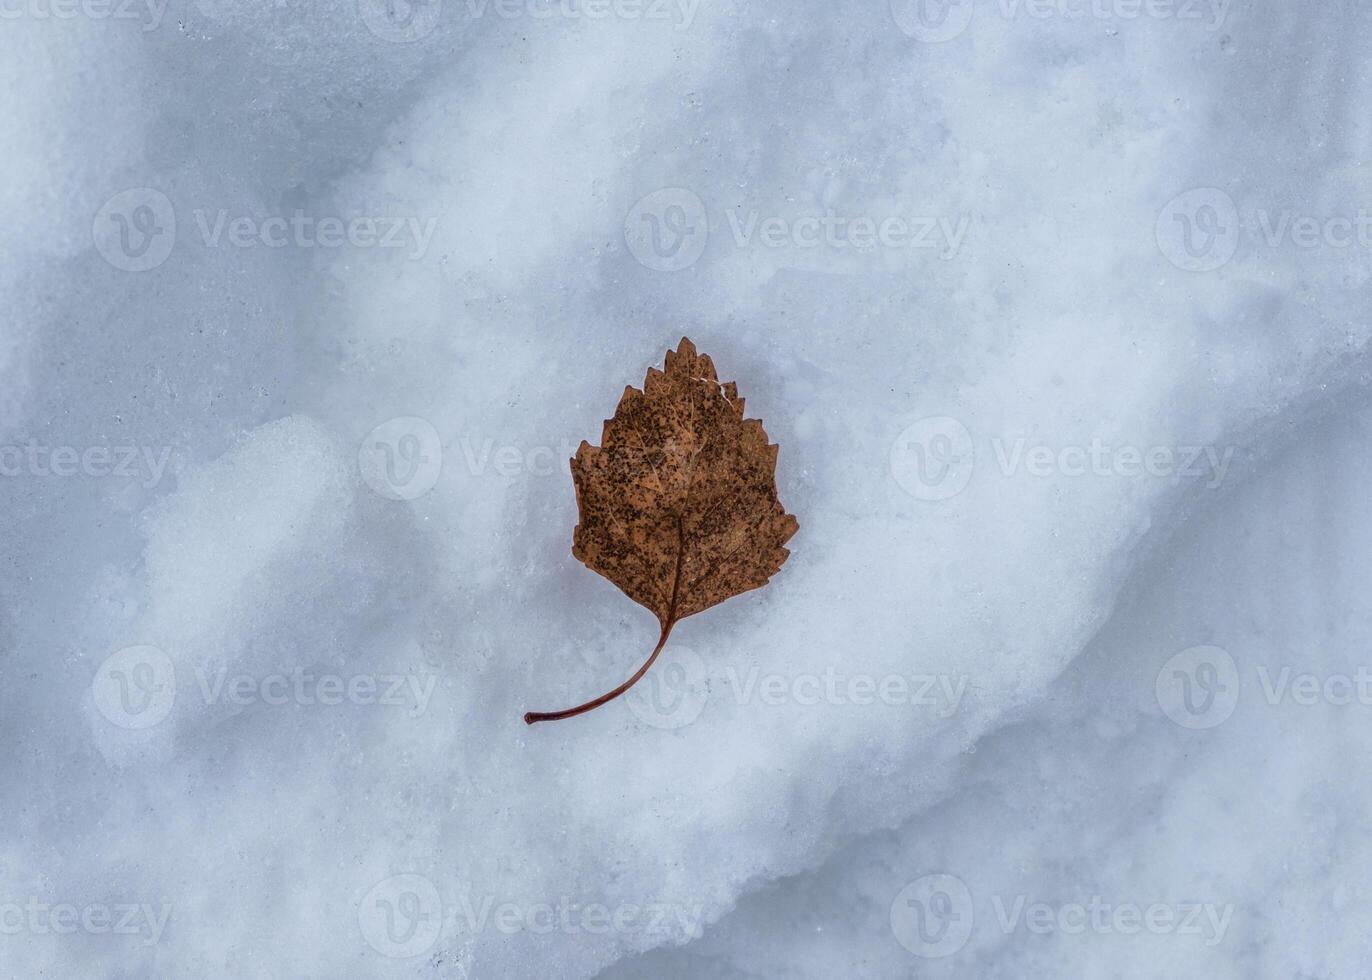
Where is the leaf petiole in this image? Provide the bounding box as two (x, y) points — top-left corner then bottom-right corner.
(524, 517), (686, 726)
(522, 619), (676, 725)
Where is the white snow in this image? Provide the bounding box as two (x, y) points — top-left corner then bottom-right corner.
(3, 0), (1371, 977)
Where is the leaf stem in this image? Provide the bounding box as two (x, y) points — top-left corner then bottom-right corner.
(522, 619), (676, 725)
(524, 517), (686, 726)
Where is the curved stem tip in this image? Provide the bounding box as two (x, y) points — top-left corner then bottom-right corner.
(525, 516), (687, 727)
(523, 619), (675, 726)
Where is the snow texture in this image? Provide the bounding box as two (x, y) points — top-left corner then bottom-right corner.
(3, 0), (1371, 976)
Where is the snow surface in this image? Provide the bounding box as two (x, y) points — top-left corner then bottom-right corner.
(3, 0), (1372, 976)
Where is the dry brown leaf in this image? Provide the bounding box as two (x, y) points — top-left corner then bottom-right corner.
(524, 337), (798, 725)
